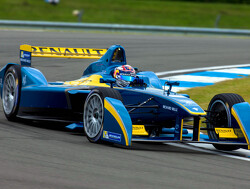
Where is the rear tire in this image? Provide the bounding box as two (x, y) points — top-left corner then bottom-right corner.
(2, 65), (22, 121)
(83, 87), (122, 143)
(207, 93), (244, 151)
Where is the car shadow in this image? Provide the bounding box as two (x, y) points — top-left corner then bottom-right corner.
(15, 119), (216, 155)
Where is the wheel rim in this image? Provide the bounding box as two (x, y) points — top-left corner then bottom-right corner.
(84, 93), (104, 138)
(2, 72), (17, 115)
(207, 100), (231, 139)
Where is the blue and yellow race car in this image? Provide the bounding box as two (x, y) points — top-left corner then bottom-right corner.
(0, 44), (250, 151)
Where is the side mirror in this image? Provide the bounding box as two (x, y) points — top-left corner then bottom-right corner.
(164, 81), (180, 96)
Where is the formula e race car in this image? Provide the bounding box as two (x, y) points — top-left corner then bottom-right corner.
(0, 44), (250, 151)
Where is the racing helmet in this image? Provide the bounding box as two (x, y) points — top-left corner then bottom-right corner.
(113, 65), (136, 87)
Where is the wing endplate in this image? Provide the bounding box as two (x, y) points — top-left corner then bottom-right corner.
(231, 102), (250, 149)
(102, 97), (132, 146)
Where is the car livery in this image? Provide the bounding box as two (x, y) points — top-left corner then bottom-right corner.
(0, 44), (250, 151)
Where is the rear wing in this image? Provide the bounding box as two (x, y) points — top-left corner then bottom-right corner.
(20, 44), (108, 66)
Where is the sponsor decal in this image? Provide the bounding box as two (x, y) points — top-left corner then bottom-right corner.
(20, 50), (30, 58)
(20, 50), (31, 66)
(163, 105), (178, 112)
(32, 46), (106, 57)
(103, 130), (121, 142)
(215, 128), (238, 138)
(132, 125), (148, 135)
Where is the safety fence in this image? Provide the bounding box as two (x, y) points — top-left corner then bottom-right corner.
(1, 20), (250, 36)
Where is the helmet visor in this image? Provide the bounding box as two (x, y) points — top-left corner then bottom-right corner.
(119, 75), (135, 82)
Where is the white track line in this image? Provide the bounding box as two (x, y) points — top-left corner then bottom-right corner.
(156, 64), (250, 76)
(171, 86), (190, 92)
(211, 68), (250, 75)
(162, 75), (231, 83)
(168, 143), (250, 162)
(190, 143), (250, 157)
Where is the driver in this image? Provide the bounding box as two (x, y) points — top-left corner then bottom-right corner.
(113, 65), (136, 87)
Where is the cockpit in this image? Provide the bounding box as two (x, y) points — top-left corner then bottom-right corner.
(111, 48), (125, 63)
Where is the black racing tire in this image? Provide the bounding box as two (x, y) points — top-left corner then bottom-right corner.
(2, 65), (22, 121)
(83, 87), (123, 143)
(207, 93), (244, 151)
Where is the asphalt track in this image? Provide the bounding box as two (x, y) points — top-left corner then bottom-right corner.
(0, 29), (250, 189)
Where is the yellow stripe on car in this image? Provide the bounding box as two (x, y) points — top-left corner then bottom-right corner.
(64, 75), (109, 87)
(175, 101), (206, 116)
(180, 119), (184, 141)
(104, 99), (129, 146)
(231, 107), (250, 149)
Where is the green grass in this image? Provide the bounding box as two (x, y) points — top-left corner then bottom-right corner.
(1, 0), (250, 29)
(183, 77), (250, 110)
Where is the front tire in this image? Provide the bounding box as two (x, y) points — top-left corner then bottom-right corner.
(83, 87), (122, 143)
(207, 93), (244, 151)
(2, 65), (22, 121)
